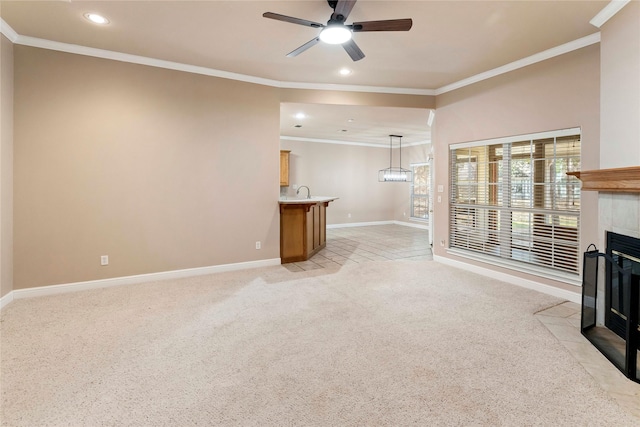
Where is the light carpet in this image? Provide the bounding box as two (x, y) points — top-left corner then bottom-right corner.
(1, 261), (636, 426)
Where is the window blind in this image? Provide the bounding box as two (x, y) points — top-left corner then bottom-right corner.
(449, 131), (581, 275)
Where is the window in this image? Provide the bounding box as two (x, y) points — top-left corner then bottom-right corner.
(449, 128), (581, 276)
(411, 163), (430, 219)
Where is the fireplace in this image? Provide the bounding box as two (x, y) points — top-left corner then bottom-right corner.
(605, 232), (640, 343)
(581, 231), (640, 383)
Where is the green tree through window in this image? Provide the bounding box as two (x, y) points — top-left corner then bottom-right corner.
(411, 163), (430, 219)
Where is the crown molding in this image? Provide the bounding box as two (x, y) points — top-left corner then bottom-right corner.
(280, 81), (435, 96)
(2, 18), (600, 98)
(9, 31), (435, 96)
(590, 0), (631, 28)
(0, 18), (18, 42)
(281, 135), (431, 148)
(435, 33), (601, 95)
(15, 34), (283, 87)
(281, 136), (388, 148)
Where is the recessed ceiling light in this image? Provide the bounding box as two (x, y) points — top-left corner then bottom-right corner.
(347, 118), (355, 122)
(339, 68), (352, 76)
(84, 13), (109, 25)
(294, 112), (306, 120)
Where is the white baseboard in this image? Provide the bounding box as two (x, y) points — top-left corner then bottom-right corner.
(1, 258), (281, 308)
(327, 220), (429, 230)
(327, 220), (394, 229)
(0, 291), (14, 310)
(392, 220), (430, 230)
(433, 255), (581, 303)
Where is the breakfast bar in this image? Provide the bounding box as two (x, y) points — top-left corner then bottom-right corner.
(279, 197), (338, 263)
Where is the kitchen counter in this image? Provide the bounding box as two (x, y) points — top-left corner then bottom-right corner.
(278, 197), (338, 263)
(278, 196), (339, 204)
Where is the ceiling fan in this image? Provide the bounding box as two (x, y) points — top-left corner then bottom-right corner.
(263, 0), (412, 62)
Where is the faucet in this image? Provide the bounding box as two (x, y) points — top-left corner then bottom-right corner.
(297, 185), (311, 199)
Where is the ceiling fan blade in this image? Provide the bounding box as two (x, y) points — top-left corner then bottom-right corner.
(352, 18), (413, 32)
(342, 39), (365, 62)
(333, 0), (357, 21)
(263, 12), (324, 28)
(286, 37), (321, 57)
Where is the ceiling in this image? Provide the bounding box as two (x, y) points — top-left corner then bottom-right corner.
(281, 103), (431, 146)
(0, 0), (608, 146)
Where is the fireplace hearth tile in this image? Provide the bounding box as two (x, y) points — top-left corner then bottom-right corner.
(611, 193), (640, 230)
(544, 323), (585, 343)
(536, 314), (574, 326)
(561, 340), (609, 364)
(537, 303), (579, 318)
(536, 303), (640, 421)
(599, 193), (613, 230)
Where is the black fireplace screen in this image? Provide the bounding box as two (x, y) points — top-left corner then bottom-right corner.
(581, 244), (599, 332)
(581, 233), (639, 384)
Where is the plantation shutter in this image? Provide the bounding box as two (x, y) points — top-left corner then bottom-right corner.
(449, 129), (581, 275)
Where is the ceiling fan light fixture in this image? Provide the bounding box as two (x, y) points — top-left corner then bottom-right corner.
(319, 25), (352, 44)
(264, 1), (413, 60)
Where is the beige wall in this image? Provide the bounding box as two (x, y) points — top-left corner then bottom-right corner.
(281, 140), (431, 225)
(10, 46), (436, 291)
(280, 88), (434, 110)
(433, 44), (600, 292)
(1, 34), (14, 298)
(5, 19), (622, 295)
(278, 92), (434, 228)
(281, 140), (395, 224)
(598, 2), (640, 245)
(13, 46), (281, 289)
(600, 1), (640, 169)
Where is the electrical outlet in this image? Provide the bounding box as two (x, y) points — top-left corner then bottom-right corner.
(437, 195), (442, 203)
(100, 255), (109, 266)
(255, 241), (261, 250)
(440, 240), (445, 247)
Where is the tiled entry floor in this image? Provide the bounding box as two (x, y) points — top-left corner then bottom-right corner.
(283, 224), (432, 272)
(535, 302), (640, 419)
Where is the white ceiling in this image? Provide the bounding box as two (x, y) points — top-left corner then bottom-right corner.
(0, 0), (609, 146)
(281, 103), (431, 146)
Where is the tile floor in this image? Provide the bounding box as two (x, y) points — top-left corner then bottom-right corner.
(283, 224), (432, 272)
(535, 302), (640, 419)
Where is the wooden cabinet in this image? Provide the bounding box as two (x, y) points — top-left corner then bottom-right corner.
(280, 150), (290, 187)
(279, 201), (328, 263)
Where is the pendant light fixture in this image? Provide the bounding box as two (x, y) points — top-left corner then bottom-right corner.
(378, 134), (412, 182)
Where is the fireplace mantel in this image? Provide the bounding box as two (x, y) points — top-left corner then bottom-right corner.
(567, 166), (640, 193)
